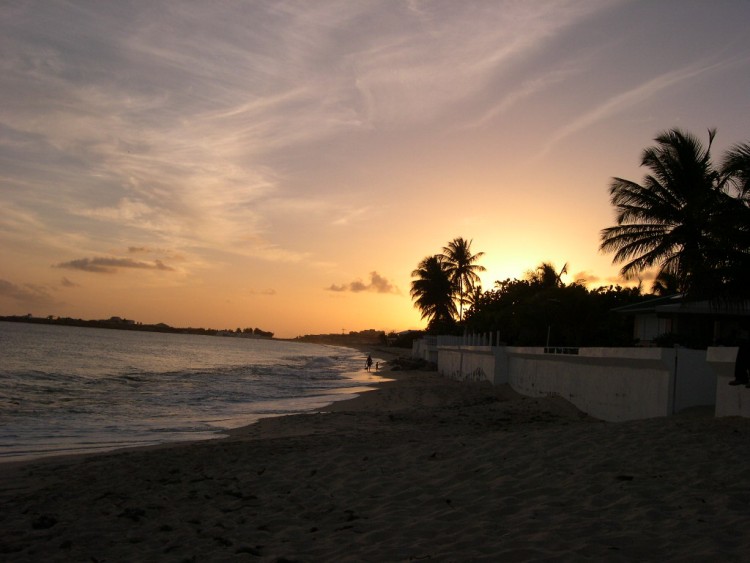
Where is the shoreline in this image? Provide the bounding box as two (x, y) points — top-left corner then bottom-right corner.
(2, 361), (750, 560)
(0, 342), (400, 466)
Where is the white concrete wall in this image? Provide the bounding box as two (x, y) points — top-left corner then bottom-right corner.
(437, 346), (494, 383)
(444, 345), (665, 420)
(419, 338), (721, 422)
(411, 337), (438, 364)
(672, 348), (716, 412)
(707, 347), (750, 418)
(412, 339), (728, 421)
(505, 350), (672, 422)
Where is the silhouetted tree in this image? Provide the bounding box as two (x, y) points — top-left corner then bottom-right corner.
(463, 264), (644, 346)
(410, 255), (457, 331)
(526, 262), (567, 289)
(441, 237), (486, 320)
(466, 284), (484, 311)
(715, 141), (750, 296)
(651, 271), (681, 296)
(600, 128), (750, 300)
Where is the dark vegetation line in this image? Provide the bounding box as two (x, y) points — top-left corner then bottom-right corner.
(0, 314), (274, 339)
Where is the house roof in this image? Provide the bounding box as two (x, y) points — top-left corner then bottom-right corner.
(614, 294), (750, 316)
(612, 294), (683, 314)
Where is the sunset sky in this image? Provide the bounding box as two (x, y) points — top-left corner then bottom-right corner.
(2, 1), (750, 338)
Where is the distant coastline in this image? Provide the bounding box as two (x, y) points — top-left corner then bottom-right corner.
(0, 314), (409, 348)
(0, 314), (274, 339)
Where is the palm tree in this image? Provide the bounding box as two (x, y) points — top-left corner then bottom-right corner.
(441, 237), (486, 320)
(651, 271), (682, 296)
(716, 142), (750, 295)
(466, 284), (484, 312)
(600, 128), (750, 299)
(410, 255), (457, 327)
(526, 262), (567, 289)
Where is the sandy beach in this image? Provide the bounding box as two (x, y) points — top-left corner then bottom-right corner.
(2, 350), (750, 562)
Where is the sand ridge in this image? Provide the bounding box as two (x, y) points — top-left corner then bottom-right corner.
(1, 365), (750, 561)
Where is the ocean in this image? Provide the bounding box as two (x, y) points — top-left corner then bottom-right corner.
(0, 321), (383, 462)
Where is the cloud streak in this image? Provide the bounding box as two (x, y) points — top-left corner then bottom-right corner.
(0, 279), (59, 308)
(248, 288), (277, 296)
(532, 58), (728, 161)
(327, 271), (399, 294)
(0, 0), (618, 274)
(54, 257), (175, 274)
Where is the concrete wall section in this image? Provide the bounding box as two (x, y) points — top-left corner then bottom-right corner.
(506, 352), (672, 422)
(673, 348), (716, 412)
(412, 338), (438, 364)
(437, 346), (494, 383)
(413, 337), (731, 420)
(707, 347), (750, 418)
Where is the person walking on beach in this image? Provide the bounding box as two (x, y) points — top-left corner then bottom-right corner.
(366, 354), (373, 372)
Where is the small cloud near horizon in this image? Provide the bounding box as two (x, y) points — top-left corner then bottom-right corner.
(127, 246), (185, 262)
(54, 257), (175, 274)
(574, 269), (650, 289)
(248, 288), (277, 296)
(327, 271), (399, 295)
(60, 277), (79, 288)
(572, 271), (600, 285)
(0, 278), (59, 308)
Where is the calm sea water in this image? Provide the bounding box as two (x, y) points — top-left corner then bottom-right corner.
(0, 322), (383, 462)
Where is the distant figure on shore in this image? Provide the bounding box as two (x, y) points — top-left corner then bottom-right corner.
(366, 354), (373, 372)
(375, 362), (379, 371)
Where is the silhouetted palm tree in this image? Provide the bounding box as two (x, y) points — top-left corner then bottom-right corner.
(410, 255), (457, 326)
(527, 262), (567, 289)
(600, 128), (750, 299)
(651, 271), (682, 296)
(441, 237), (486, 320)
(716, 142), (750, 295)
(466, 284), (484, 311)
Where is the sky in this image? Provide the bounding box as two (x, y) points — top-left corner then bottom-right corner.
(2, 0), (750, 338)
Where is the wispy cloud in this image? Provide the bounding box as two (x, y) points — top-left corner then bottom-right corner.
(240, 235), (311, 264)
(327, 271), (399, 294)
(54, 257), (175, 274)
(0, 0), (614, 271)
(248, 288), (277, 296)
(350, 1), (609, 127)
(465, 65), (580, 130)
(0, 279), (59, 308)
(531, 59), (727, 161)
(331, 206), (371, 227)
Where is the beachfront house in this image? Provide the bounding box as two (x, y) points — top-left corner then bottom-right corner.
(612, 295), (750, 348)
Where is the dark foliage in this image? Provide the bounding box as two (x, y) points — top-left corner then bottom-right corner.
(410, 254), (458, 326)
(386, 330), (425, 348)
(600, 128), (750, 301)
(463, 275), (644, 347)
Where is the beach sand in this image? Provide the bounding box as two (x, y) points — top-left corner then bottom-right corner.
(2, 351), (750, 562)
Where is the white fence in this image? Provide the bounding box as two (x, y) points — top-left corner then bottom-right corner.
(412, 334), (737, 421)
